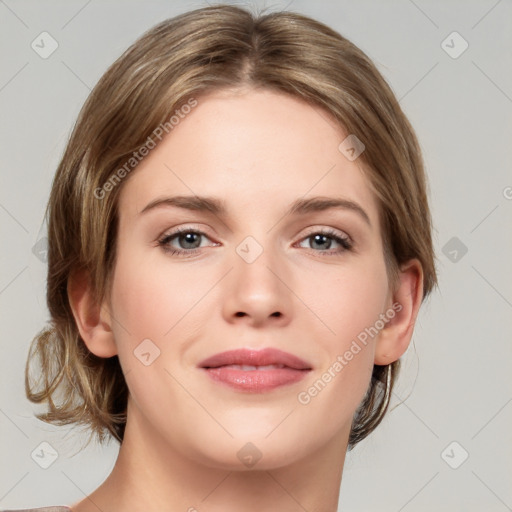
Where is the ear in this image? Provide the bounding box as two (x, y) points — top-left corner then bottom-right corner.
(67, 268), (118, 358)
(374, 259), (424, 365)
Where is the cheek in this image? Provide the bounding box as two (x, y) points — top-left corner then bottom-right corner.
(296, 256), (388, 407)
(107, 251), (208, 426)
(302, 255), (389, 351)
(109, 249), (207, 343)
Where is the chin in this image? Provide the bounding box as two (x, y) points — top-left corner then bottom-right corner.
(190, 436), (311, 472)
(175, 416), (330, 473)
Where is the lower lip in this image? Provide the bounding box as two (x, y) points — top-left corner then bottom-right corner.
(202, 367), (310, 392)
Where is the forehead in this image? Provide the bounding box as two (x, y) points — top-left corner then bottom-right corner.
(118, 88), (379, 225)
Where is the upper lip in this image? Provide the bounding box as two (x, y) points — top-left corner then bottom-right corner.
(198, 348), (312, 370)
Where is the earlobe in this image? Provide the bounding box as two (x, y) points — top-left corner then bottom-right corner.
(374, 259), (424, 365)
(67, 268), (118, 358)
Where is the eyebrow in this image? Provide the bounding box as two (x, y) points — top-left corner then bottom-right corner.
(140, 195), (371, 227)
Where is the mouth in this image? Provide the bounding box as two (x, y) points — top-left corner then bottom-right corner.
(198, 348), (312, 392)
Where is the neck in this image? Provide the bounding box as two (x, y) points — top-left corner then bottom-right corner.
(72, 398), (349, 512)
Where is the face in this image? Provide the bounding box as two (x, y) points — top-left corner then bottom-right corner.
(106, 88), (392, 470)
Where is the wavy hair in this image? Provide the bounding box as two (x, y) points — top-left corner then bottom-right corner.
(25, 4), (438, 451)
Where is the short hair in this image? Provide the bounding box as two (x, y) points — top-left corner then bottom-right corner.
(25, 4), (438, 451)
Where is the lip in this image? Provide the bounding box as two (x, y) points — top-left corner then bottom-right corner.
(198, 348), (312, 392)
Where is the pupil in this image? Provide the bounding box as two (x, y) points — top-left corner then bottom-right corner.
(181, 232), (199, 248)
(313, 234), (331, 250)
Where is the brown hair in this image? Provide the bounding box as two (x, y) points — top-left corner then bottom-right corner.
(25, 3), (438, 451)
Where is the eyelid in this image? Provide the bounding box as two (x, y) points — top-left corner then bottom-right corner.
(299, 225), (352, 244)
(157, 223), (214, 240)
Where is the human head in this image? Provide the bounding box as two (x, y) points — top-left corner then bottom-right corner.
(26, 4), (437, 453)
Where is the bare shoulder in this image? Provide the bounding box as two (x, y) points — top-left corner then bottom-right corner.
(0, 508), (72, 512)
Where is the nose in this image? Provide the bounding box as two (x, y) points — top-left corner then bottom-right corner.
(221, 242), (293, 328)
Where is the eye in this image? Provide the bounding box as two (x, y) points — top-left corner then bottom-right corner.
(157, 226), (353, 258)
(296, 228), (353, 254)
(157, 227), (217, 257)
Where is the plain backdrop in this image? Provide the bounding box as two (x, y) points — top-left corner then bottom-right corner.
(1, 0), (511, 510)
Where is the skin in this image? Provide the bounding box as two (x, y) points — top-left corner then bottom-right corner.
(68, 88), (423, 512)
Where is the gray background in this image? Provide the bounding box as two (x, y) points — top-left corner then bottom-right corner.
(1, 0), (511, 510)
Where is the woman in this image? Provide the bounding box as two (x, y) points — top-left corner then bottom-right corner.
(12, 4), (437, 511)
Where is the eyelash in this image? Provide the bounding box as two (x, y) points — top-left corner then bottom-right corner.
(157, 226), (353, 258)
